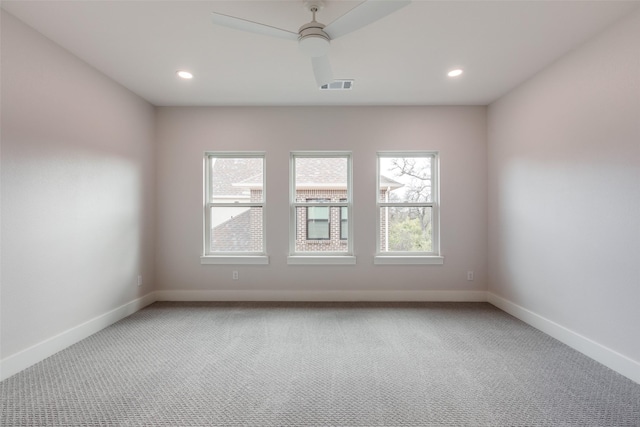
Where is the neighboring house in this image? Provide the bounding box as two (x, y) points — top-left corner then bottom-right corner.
(211, 209), (253, 252)
(210, 158), (402, 252)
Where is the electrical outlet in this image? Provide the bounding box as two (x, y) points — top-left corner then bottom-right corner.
(467, 271), (474, 281)
(137, 275), (142, 287)
(232, 271), (239, 280)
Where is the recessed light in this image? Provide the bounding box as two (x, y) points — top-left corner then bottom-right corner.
(447, 69), (463, 77)
(176, 70), (193, 79)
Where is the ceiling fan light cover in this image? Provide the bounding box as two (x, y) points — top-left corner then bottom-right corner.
(299, 35), (330, 57)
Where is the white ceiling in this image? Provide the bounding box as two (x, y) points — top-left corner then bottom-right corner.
(3, 1), (638, 106)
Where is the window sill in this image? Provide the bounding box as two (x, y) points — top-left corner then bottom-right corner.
(374, 255), (444, 265)
(200, 255), (269, 265)
(287, 256), (357, 265)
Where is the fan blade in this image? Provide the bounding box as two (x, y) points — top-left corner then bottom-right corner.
(324, 0), (411, 40)
(211, 12), (299, 41)
(312, 56), (334, 87)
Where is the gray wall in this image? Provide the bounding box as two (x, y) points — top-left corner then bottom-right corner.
(487, 10), (640, 365)
(155, 106), (488, 297)
(1, 11), (156, 359)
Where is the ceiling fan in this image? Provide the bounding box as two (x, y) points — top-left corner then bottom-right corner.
(211, 0), (411, 87)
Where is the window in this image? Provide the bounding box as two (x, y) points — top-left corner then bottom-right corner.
(289, 152), (354, 264)
(340, 199), (348, 240)
(307, 199), (330, 240)
(201, 152), (268, 265)
(375, 152), (442, 265)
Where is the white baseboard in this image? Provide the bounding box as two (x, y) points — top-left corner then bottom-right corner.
(155, 289), (487, 302)
(487, 292), (640, 385)
(6, 290), (637, 386)
(0, 292), (157, 381)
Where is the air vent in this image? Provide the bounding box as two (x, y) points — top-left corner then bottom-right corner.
(320, 80), (354, 90)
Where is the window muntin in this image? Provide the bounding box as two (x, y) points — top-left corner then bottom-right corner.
(204, 153), (265, 256)
(290, 152), (352, 256)
(377, 153), (439, 256)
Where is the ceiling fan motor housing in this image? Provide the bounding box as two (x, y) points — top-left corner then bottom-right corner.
(298, 21), (330, 57)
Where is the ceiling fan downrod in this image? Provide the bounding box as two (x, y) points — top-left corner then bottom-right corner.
(298, 2), (330, 57)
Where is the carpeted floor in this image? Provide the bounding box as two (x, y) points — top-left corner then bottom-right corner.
(1, 302), (639, 426)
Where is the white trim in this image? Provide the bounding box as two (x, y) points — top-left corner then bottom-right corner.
(207, 202), (263, 208)
(376, 152), (441, 256)
(205, 151), (267, 158)
(377, 150), (438, 157)
(0, 293), (157, 381)
(287, 255), (356, 265)
(378, 202), (436, 208)
(374, 255), (444, 265)
(155, 289), (486, 302)
(200, 255), (269, 265)
(290, 152), (354, 257)
(290, 151), (352, 158)
(487, 292), (640, 385)
(203, 152), (266, 257)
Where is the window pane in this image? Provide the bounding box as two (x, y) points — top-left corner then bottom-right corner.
(295, 157), (348, 193)
(210, 206), (263, 252)
(379, 206), (432, 252)
(308, 205), (329, 220)
(210, 157), (263, 202)
(295, 206), (348, 252)
(379, 157), (432, 203)
(308, 219), (329, 239)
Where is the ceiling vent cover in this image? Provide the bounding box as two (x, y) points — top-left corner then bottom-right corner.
(320, 80), (354, 90)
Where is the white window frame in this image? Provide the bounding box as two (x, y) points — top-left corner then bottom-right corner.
(288, 151), (355, 265)
(201, 152), (268, 265)
(375, 151), (443, 265)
